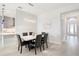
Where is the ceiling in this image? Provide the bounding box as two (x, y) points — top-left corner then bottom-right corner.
(0, 3), (79, 17)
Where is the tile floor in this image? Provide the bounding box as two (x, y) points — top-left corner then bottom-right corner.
(0, 42), (79, 56)
(0, 36), (79, 56)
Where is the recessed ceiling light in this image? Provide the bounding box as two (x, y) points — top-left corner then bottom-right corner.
(2, 4), (6, 7)
(18, 6), (23, 9)
(2, 4), (6, 10)
(28, 3), (34, 7)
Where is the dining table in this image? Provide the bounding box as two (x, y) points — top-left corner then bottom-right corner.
(22, 35), (36, 41)
(21, 34), (44, 49)
(21, 34), (44, 41)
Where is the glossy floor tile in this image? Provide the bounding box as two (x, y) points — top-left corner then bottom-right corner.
(0, 36), (79, 56)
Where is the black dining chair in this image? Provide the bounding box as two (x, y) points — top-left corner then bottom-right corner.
(16, 34), (29, 54)
(28, 34), (42, 55)
(23, 32), (28, 36)
(41, 33), (48, 50)
(42, 32), (46, 35)
(29, 32), (33, 35)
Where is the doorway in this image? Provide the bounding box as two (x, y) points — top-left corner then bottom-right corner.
(61, 10), (79, 47)
(66, 17), (78, 46)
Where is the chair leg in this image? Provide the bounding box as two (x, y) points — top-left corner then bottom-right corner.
(25, 45), (27, 48)
(35, 48), (37, 55)
(28, 44), (31, 51)
(43, 44), (45, 50)
(46, 41), (48, 48)
(20, 46), (22, 54)
(18, 44), (20, 51)
(29, 47), (31, 51)
(40, 46), (42, 52)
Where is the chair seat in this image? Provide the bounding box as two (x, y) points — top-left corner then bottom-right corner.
(41, 39), (45, 44)
(22, 41), (29, 46)
(30, 39), (35, 44)
(28, 43), (35, 49)
(28, 43), (35, 47)
(41, 37), (44, 42)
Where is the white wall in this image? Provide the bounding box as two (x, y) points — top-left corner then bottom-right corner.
(37, 5), (79, 44)
(16, 10), (37, 35)
(37, 10), (61, 44)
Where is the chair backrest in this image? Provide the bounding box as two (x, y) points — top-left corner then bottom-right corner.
(29, 32), (33, 35)
(16, 34), (22, 45)
(44, 33), (48, 42)
(42, 32), (46, 34)
(42, 32), (46, 37)
(23, 32), (28, 36)
(35, 34), (42, 47)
